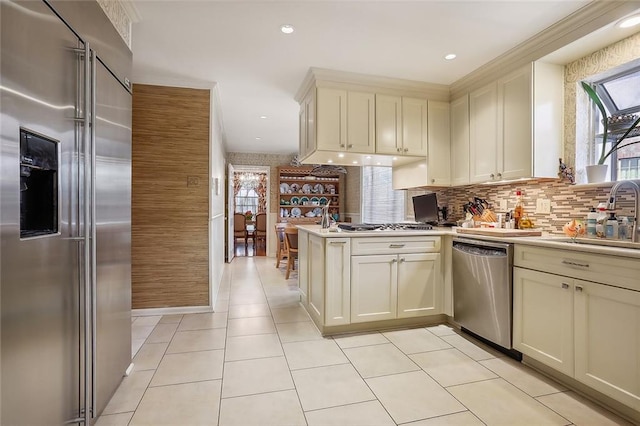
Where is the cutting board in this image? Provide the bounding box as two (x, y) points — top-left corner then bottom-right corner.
(456, 227), (542, 237)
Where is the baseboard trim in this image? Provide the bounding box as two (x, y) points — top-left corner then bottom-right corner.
(132, 305), (213, 316)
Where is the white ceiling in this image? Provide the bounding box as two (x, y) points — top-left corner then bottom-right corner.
(131, 1), (631, 155)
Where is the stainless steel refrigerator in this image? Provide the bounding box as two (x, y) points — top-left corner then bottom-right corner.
(1, 1), (132, 424)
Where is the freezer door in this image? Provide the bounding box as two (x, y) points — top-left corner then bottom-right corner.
(93, 58), (132, 418)
(1, 1), (83, 424)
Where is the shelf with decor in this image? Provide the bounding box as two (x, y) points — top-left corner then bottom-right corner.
(277, 165), (344, 223)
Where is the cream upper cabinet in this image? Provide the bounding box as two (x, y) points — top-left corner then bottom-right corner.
(298, 88), (316, 159)
(316, 88), (374, 154)
(450, 95), (470, 186)
(425, 101), (450, 186)
(376, 95), (428, 157)
(375, 94), (402, 155)
(468, 62), (563, 184)
(469, 82), (499, 183)
(402, 97), (428, 156)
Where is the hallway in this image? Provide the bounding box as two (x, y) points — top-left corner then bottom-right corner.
(97, 257), (631, 426)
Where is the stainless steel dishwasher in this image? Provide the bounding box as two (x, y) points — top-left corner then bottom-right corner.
(452, 237), (514, 350)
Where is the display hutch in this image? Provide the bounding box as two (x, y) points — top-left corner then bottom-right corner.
(277, 166), (344, 223)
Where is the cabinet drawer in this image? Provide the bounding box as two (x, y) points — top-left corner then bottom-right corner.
(351, 236), (440, 255)
(514, 245), (640, 292)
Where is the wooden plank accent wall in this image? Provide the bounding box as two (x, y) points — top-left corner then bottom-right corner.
(132, 84), (210, 309)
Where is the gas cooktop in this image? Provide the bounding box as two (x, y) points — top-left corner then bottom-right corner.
(338, 223), (433, 232)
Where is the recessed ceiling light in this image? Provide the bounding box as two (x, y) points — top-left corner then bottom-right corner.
(619, 14), (640, 28)
(327, 159), (333, 163)
(392, 157), (397, 161)
(444, 53), (457, 60)
(376, 162), (381, 165)
(352, 161), (358, 164)
(338, 153), (345, 158)
(365, 156), (372, 159)
(259, 115), (267, 119)
(255, 137), (261, 140)
(280, 24), (294, 34)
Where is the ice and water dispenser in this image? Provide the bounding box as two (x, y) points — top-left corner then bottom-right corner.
(20, 128), (59, 238)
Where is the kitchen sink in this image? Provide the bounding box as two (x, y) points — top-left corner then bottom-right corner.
(545, 236), (640, 250)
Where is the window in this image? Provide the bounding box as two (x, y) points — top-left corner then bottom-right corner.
(618, 157), (640, 180)
(361, 166), (405, 223)
(235, 186), (259, 215)
(588, 65), (640, 181)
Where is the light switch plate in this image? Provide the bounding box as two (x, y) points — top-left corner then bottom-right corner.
(536, 198), (551, 214)
(499, 200), (508, 211)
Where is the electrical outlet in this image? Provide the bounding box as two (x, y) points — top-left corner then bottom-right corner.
(536, 198), (551, 214)
(499, 200), (508, 211)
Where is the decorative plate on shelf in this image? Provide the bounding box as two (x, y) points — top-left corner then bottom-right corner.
(290, 196), (299, 205)
(319, 197), (328, 205)
(310, 197), (319, 205)
(313, 207), (323, 216)
(302, 184), (312, 194)
(291, 207), (302, 217)
(280, 183), (290, 194)
(313, 183), (324, 194)
(300, 196), (309, 205)
(305, 210), (316, 217)
(290, 183), (300, 193)
(325, 184), (335, 194)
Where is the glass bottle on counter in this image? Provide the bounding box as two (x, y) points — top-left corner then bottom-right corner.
(514, 190), (524, 229)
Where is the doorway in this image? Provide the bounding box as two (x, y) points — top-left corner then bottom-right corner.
(228, 166), (270, 258)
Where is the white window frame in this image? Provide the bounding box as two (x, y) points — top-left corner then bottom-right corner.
(360, 166), (406, 223)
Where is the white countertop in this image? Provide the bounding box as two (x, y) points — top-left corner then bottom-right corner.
(296, 224), (640, 259)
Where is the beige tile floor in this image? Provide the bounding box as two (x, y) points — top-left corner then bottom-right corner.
(98, 256), (634, 426)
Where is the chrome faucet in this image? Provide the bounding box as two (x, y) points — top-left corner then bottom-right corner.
(607, 180), (640, 242)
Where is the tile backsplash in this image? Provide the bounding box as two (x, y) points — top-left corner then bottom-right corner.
(409, 179), (637, 234)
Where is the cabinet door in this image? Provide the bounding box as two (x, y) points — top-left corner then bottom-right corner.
(305, 89), (316, 155)
(397, 253), (440, 318)
(402, 97), (428, 156)
(316, 88), (347, 151)
(325, 239), (351, 326)
(574, 280), (640, 410)
(513, 267), (574, 376)
(298, 230), (309, 301)
(347, 91), (375, 153)
(351, 255), (397, 323)
(450, 95), (470, 186)
(426, 101), (450, 186)
(375, 94), (402, 155)
(307, 235), (325, 324)
(469, 82), (498, 183)
(499, 67), (532, 180)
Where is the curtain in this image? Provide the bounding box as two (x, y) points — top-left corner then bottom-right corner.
(257, 173), (267, 213)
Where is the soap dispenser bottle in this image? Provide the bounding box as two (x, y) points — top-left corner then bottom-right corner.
(586, 207), (597, 238)
(605, 212), (618, 239)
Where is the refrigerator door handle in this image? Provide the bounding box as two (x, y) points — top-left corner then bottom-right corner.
(90, 45), (98, 422)
(82, 41), (94, 425)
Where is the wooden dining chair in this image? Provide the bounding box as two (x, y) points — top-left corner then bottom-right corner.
(233, 213), (248, 253)
(284, 227), (298, 279)
(255, 212), (267, 248)
(275, 225), (288, 268)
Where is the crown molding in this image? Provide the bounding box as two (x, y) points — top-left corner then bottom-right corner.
(450, 0), (640, 99)
(295, 67), (450, 102)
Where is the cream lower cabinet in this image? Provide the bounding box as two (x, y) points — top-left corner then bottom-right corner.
(514, 245), (640, 412)
(306, 235), (351, 326)
(351, 239), (441, 323)
(298, 230), (309, 300)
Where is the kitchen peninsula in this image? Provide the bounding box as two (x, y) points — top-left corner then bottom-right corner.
(297, 224), (454, 336)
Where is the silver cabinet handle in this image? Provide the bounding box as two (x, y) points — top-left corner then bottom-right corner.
(340, 144), (345, 148)
(562, 260), (589, 268)
(348, 144), (353, 148)
(389, 244), (405, 248)
(497, 173), (502, 178)
(329, 241), (346, 245)
(562, 283), (569, 289)
(397, 148), (401, 152)
(576, 286), (583, 292)
(431, 179), (436, 184)
(490, 173), (495, 179)
(391, 258), (397, 263)
(400, 258), (405, 262)
(404, 148), (408, 152)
